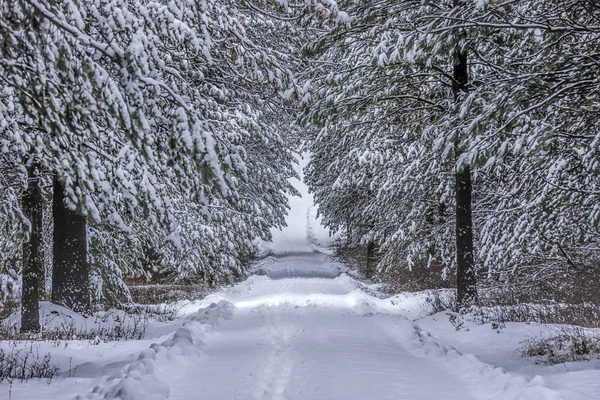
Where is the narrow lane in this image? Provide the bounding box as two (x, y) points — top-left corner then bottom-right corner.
(165, 253), (478, 400)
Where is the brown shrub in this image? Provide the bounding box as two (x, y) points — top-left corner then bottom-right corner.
(337, 245), (456, 292)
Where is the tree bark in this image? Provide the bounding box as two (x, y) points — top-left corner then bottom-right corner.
(455, 164), (477, 308)
(453, 47), (478, 309)
(52, 178), (90, 313)
(20, 163), (44, 333)
(366, 240), (376, 278)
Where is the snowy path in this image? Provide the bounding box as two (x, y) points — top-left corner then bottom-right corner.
(89, 252), (561, 400)
(163, 254), (478, 400)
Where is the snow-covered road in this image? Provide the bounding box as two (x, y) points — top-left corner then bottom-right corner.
(162, 253), (479, 400)
(84, 153), (566, 400)
(80, 251), (566, 400)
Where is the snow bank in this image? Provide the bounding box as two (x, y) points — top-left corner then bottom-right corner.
(76, 301), (234, 400)
(376, 315), (567, 400)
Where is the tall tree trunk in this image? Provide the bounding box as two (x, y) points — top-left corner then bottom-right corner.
(455, 164), (477, 308)
(52, 178), (90, 313)
(366, 240), (376, 278)
(20, 163), (43, 333)
(453, 47), (478, 309)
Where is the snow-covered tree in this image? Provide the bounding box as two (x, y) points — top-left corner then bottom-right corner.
(301, 0), (482, 306)
(0, 0), (299, 312)
(453, 0), (600, 276)
(301, 0), (600, 306)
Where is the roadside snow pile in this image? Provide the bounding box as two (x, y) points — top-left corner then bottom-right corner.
(402, 321), (565, 400)
(78, 347), (168, 400)
(411, 299), (600, 399)
(181, 300), (234, 326)
(77, 301), (234, 400)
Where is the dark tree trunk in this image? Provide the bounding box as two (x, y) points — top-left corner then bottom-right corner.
(366, 240), (376, 278)
(453, 48), (478, 309)
(52, 178), (90, 313)
(455, 164), (477, 308)
(20, 163), (44, 333)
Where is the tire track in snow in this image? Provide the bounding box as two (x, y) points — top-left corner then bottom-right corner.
(251, 308), (297, 400)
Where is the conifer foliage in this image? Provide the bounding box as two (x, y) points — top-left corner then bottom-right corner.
(300, 0), (600, 307)
(1, 0), (599, 327)
(1, 0), (298, 327)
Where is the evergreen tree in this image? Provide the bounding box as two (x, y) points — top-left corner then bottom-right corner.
(1, 0), (300, 310)
(301, 0), (482, 306)
(301, 0), (600, 305)
(454, 0), (600, 275)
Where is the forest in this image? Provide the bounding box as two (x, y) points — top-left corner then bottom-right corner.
(0, 1), (600, 399)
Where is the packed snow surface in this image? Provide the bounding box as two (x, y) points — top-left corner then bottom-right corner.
(3, 155), (600, 399)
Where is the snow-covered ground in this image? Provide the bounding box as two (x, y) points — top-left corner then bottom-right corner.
(2, 155), (600, 399)
(6, 256), (599, 400)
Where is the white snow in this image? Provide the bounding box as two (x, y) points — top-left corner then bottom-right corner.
(3, 159), (600, 400)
